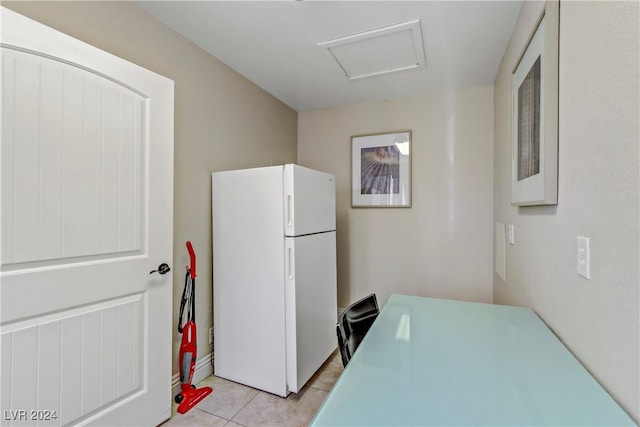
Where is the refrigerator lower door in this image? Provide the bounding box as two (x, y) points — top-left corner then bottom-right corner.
(284, 231), (337, 393)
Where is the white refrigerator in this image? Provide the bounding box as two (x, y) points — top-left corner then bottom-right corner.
(212, 164), (337, 397)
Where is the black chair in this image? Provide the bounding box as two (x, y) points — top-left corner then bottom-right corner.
(336, 293), (379, 367)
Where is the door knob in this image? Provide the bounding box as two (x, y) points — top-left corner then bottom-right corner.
(150, 263), (171, 275)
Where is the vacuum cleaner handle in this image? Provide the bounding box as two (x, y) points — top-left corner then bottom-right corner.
(177, 270), (190, 334)
(186, 240), (197, 279)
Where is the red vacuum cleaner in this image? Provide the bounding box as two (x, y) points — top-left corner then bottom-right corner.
(175, 241), (213, 414)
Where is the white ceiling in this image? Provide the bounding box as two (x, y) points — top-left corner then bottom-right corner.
(135, 1), (522, 112)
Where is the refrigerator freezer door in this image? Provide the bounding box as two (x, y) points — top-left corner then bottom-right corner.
(284, 165), (336, 237)
(284, 231), (337, 393)
(212, 167), (288, 397)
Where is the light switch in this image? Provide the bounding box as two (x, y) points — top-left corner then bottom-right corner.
(577, 236), (591, 279)
(508, 224), (515, 245)
(495, 223), (506, 281)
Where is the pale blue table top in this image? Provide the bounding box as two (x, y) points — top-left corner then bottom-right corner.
(311, 294), (635, 426)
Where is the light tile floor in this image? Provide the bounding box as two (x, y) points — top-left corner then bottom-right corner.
(162, 351), (343, 427)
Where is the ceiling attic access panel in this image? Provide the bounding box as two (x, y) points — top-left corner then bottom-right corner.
(318, 20), (426, 80)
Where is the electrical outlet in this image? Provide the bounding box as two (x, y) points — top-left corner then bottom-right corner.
(209, 327), (214, 344)
(577, 236), (591, 279)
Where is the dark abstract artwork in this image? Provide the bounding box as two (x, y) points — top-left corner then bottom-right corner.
(517, 56), (541, 181)
(360, 145), (400, 194)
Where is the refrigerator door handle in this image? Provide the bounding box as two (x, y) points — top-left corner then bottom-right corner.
(287, 195), (293, 228)
(288, 247), (294, 280)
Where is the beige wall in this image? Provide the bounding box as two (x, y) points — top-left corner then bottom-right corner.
(3, 1), (298, 379)
(298, 86), (494, 309)
(493, 1), (639, 421)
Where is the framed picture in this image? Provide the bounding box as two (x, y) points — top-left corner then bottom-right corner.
(511, 1), (559, 206)
(351, 130), (411, 208)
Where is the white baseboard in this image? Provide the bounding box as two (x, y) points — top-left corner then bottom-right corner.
(171, 352), (213, 397)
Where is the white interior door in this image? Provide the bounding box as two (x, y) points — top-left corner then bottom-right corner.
(0, 8), (174, 426)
